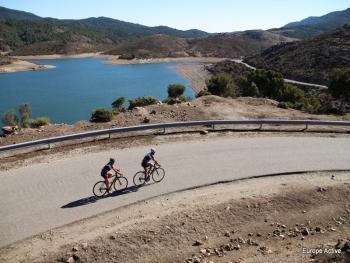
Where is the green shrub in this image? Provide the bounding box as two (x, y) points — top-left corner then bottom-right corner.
(111, 97), (125, 114)
(329, 68), (350, 112)
(128, 96), (159, 110)
(19, 103), (32, 127)
(167, 84), (185, 98)
(28, 117), (50, 128)
(90, 108), (113, 122)
(206, 73), (237, 97)
(2, 110), (19, 126)
(196, 89), (212, 98)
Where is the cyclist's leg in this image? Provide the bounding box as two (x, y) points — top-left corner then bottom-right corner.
(106, 171), (113, 192)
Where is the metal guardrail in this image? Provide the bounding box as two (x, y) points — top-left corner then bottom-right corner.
(0, 119), (349, 153)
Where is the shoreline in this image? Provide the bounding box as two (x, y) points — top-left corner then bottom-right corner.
(12, 52), (105, 60)
(175, 63), (210, 93)
(0, 60), (55, 74)
(104, 56), (226, 65)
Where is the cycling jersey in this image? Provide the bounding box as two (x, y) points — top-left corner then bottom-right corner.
(142, 153), (154, 167)
(101, 162), (113, 176)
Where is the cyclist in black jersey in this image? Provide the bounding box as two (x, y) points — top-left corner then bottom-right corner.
(101, 158), (122, 194)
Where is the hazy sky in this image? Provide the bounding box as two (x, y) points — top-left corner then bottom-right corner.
(0, 0), (349, 32)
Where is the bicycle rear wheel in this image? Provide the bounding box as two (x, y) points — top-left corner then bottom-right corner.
(152, 167), (165, 183)
(133, 171), (146, 187)
(113, 176), (128, 192)
(93, 181), (108, 197)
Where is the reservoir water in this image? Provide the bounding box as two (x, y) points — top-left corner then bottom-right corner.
(0, 58), (194, 124)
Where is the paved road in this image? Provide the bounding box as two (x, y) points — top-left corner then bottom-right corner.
(0, 136), (349, 247)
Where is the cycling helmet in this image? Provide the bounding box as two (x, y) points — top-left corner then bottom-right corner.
(109, 158), (115, 164)
(150, 148), (156, 154)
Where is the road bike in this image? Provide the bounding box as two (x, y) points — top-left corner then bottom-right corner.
(93, 171), (128, 197)
(133, 164), (165, 187)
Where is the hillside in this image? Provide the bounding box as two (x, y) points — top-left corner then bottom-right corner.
(107, 34), (188, 58)
(107, 30), (296, 59)
(187, 30), (296, 58)
(244, 25), (350, 85)
(0, 6), (208, 55)
(270, 7), (350, 39)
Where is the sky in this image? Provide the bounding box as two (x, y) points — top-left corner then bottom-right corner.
(0, 0), (349, 33)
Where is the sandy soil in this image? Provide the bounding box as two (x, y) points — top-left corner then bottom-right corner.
(175, 63), (210, 93)
(1, 96), (349, 148)
(104, 57), (226, 65)
(12, 53), (105, 60)
(1, 171), (349, 263)
(0, 59), (55, 73)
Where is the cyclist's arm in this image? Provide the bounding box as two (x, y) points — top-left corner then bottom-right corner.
(112, 165), (121, 174)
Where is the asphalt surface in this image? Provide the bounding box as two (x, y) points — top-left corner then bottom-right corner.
(0, 136), (349, 247)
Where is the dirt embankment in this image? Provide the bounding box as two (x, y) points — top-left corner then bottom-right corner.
(2, 171), (349, 263)
(1, 96), (350, 148)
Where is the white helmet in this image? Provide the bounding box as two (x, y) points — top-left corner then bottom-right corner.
(151, 148), (156, 154)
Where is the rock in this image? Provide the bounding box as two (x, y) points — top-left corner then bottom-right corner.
(72, 255), (79, 261)
(81, 242), (88, 250)
(224, 231), (230, 237)
(193, 256), (201, 263)
(335, 239), (348, 251)
(66, 257), (75, 263)
(317, 187), (327, 192)
(259, 246), (272, 255)
(331, 175), (335, 180)
(301, 228), (310, 236)
(2, 126), (18, 135)
(110, 235), (116, 240)
(72, 246), (78, 252)
(199, 130), (209, 135)
(150, 110), (156, 114)
(315, 226), (322, 232)
(199, 248), (207, 254)
(143, 117), (150, 123)
(193, 240), (204, 246)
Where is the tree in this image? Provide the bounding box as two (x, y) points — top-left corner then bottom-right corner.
(167, 84), (185, 98)
(128, 96), (158, 110)
(2, 110), (19, 126)
(111, 97), (125, 114)
(206, 74), (237, 97)
(19, 103), (31, 127)
(329, 69), (350, 111)
(90, 108), (113, 122)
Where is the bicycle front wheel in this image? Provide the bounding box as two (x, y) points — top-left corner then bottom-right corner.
(152, 167), (165, 183)
(133, 171), (146, 187)
(93, 181), (108, 197)
(114, 176), (128, 192)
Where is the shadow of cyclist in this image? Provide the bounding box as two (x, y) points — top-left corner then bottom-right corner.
(61, 186), (139, 209)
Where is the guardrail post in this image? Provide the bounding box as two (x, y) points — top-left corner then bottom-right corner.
(48, 143), (51, 149)
(163, 127), (166, 134)
(259, 124), (263, 130)
(212, 124), (215, 130)
(305, 123), (308, 130)
(108, 133), (111, 139)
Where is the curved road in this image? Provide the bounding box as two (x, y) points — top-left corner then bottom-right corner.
(0, 136), (349, 247)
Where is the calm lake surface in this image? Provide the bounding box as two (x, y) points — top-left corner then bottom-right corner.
(0, 58), (194, 124)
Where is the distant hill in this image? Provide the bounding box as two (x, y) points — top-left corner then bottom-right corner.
(107, 34), (188, 58)
(270, 8), (350, 39)
(245, 25), (350, 85)
(0, 6), (209, 55)
(186, 30), (296, 58)
(107, 30), (296, 59)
